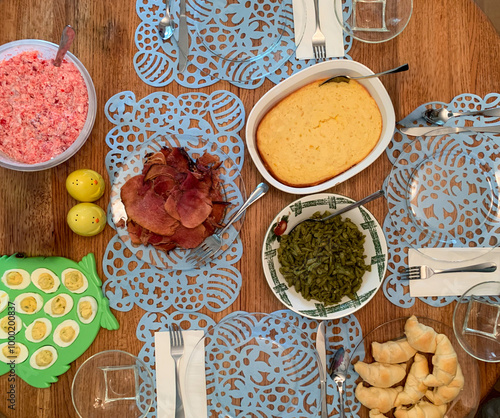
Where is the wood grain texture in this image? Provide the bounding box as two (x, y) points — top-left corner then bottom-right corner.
(0, 0), (499, 416)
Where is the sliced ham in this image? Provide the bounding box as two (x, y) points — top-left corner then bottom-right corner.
(126, 220), (177, 251)
(121, 175), (179, 236)
(175, 188), (213, 228)
(165, 147), (193, 173)
(164, 172), (214, 228)
(152, 175), (176, 198)
(144, 163), (177, 182)
(120, 145), (226, 254)
(170, 224), (207, 248)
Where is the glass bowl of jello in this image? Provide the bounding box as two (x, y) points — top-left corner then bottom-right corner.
(0, 39), (97, 171)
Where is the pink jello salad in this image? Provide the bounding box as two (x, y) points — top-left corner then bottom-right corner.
(0, 50), (89, 164)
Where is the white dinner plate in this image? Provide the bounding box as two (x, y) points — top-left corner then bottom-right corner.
(262, 193), (388, 319)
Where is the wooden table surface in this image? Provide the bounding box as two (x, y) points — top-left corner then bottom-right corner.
(1, 0), (500, 416)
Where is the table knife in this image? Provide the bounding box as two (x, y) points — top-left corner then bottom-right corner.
(177, 0), (188, 72)
(400, 125), (500, 137)
(316, 322), (328, 418)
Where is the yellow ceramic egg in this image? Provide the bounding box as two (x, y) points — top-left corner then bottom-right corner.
(67, 203), (107, 236)
(66, 169), (105, 202)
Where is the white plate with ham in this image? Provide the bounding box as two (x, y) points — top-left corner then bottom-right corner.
(110, 134), (246, 270)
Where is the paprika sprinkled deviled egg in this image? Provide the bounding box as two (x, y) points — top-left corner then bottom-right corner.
(66, 169), (105, 202)
(67, 203), (106, 236)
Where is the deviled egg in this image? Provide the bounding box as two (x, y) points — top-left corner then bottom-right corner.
(25, 318), (52, 343)
(14, 293), (44, 314)
(61, 269), (88, 294)
(77, 296), (98, 324)
(29, 346), (58, 370)
(53, 319), (80, 347)
(0, 315), (22, 339)
(44, 294), (74, 317)
(31, 268), (60, 293)
(0, 342), (28, 364)
(0, 291), (8, 313)
(1, 269), (30, 290)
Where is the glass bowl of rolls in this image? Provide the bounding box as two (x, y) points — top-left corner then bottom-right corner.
(246, 60), (396, 194)
(345, 316), (480, 417)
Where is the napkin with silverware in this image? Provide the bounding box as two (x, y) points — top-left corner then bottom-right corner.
(155, 329), (205, 418)
(408, 248), (500, 297)
(293, 0), (345, 59)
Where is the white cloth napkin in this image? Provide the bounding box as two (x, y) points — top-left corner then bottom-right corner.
(293, 0), (345, 59)
(408, 248), (500, 297)
(155, 330), (206, 418)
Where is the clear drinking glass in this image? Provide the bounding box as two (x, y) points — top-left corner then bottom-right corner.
(71, 350), (155, 418)
(335, 0), (413, 43)
(453, 281), (500, 363)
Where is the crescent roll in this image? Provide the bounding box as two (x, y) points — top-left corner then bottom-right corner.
(394, 353), (429, 406)
(369, 409), (388, 417)
(354, 361), (407, 388)
(422, 333), (458, 387)
(394, 401), (447, 418)
(355, 382), (403, 413)
(404, 316), (438, 353)
(426, 363), (464, 405)
(372, 338), (417, 364)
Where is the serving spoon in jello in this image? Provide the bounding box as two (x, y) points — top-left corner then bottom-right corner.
(53, 25), (76, 67)
(320, 63), (409, 86)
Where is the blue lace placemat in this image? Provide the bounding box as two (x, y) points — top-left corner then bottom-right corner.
(137, 309), (363, 418)
(382, 93), (500, 308)
(102, 89), (246, 312)
(134, 0), (352, 89)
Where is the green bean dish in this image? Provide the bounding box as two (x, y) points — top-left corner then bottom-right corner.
(277, 211), (371, 306)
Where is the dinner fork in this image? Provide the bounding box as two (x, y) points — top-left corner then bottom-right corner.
(187, 182), (269, 267)
(401, 262), (497, 280)
(312, 0), (326, 60)
(170, 324), (185, 417)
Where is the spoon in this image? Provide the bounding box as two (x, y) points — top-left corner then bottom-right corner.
(329, 347), (350, 418)
(422, 106), (500, 125)
(158, 0), (174, 40)
(53, 25), (76, 67)
(288, 189), (384, 234)
(320, 63), (409, 86)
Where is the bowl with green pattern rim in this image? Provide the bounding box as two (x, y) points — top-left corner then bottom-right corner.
(261, 193), (387, 320)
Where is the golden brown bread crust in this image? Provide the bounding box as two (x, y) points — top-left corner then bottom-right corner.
(372, 338), (417, 364)
(404, 315), (439, 353)
(354, 361), (407, 388)
(256, 78), (382, 187)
